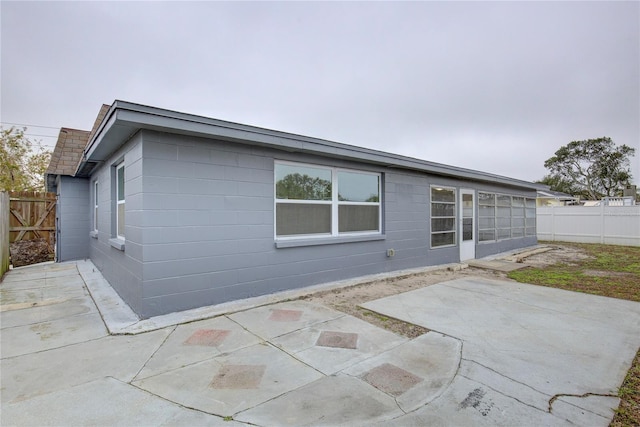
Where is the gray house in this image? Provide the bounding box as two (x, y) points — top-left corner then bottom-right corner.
(46, 100), (538, 318)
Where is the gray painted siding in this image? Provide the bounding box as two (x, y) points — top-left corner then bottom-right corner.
(81, 128), (536, 318)
(89, 132), (144, 314)
(127, 130), (536, 318)
(56, 176), (90, 262)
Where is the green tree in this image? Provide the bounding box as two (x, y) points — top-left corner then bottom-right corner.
(543, 137), (635, 200)
(0, 127), (52, 192)
(276, 173), (332, 200)
(536, 175), (580, 196)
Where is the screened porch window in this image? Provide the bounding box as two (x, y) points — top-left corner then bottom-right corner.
(478, 192), (536, 242)
(431, 187), (456, 247)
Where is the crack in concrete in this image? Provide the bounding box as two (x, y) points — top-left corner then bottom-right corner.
(130, 325), (177, 382)
(547, 392), (618, 414)
(122, 376), (262, 425)
(460, 358), (551, 413)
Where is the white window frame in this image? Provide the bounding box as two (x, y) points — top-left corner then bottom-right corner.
(93, 180), (99, 232)
(274, 161), (382, 240)
(430, 185), (457, 248)
(478, 192), (537, 243)
(116, 162), (125, 240)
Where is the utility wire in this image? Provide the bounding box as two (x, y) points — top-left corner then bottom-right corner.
(0, 122), (60, 130)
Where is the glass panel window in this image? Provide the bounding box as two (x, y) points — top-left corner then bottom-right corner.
(431, 187), (456, 248)
(478, 192), (496, 242)
(479, 192), (535, 242)
(338, 205), (379, 232)
(276, 204), (331, 236)
(276, 164), (331, 200)
(337, 172), (379, 202)
(479, 229), (495, 241)
(275, 162), (381, 238)
(497, 195), (511, 206)
(93, 181), (98, 232)
(431, 203), (455, 217)
(116, 163), (125, 239)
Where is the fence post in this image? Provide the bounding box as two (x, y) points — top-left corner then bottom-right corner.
(550, 206), (555, 242)
(0, 192), (9, 277)
(600, 202), (605, 244)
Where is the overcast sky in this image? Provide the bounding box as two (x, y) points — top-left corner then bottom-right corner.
(1, 1), (638, 184)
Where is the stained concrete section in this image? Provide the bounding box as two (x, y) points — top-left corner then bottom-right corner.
(373, 375), (575, 427)
(342, 333), (461, 413)
(1, 330), (171, 404)
(228, 300), (346, 340)
(135, 315), (262, 380)
(361, 277), (640, 426)
(1, 377), (240, 427)
(271, 315), (408, 375)
(132, 342), (325, 417)
(1, 262), (108, 358)
(236, 375), (405, 426)
(4, 260), (634, 426)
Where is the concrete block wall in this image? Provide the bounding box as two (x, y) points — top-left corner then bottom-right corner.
(89, 132), (144, 314)
(56, 176), (90, 262)
(83, 128), (536, 318)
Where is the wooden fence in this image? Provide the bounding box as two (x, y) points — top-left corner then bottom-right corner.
(0, 192), (9, 277)
(9, 191), (57, 259)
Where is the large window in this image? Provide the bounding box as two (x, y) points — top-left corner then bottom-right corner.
(116, 163), (125, 239)
(431, 187), (456, 247)
(275, 162), (380, 238)
(478, 192), (536, 242)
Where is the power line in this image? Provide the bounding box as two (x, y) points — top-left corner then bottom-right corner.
(0, 121), (60, 130)
(24, 133), (59, 138)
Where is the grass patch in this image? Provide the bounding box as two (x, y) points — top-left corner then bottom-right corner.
(509, 243), (640, 302)
(508, 242), (640, 426)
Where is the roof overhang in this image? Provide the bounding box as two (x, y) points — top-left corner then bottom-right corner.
(79, 100), (540, 191)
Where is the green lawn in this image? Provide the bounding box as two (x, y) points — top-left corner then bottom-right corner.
(508, 242), (640, 426)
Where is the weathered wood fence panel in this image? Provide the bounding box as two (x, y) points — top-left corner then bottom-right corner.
(9, 191), (57, 259)
(1, 192), (9, 277)
(537, 205), (640, 246)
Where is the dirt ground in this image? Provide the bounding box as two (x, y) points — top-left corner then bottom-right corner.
(300, 243), (587, 338)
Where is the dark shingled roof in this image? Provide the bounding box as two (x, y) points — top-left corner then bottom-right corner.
(46, 104), (111, 177)
(46, 127), (90, 176)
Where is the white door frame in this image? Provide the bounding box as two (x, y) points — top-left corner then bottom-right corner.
(459, 188), (476, 261)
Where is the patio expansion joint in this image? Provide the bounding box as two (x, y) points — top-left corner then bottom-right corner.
(123, 376), (249, 423)
(460, 358), (551, 414)
(0, 334), (109, 361)
(130, 325), (177, 382)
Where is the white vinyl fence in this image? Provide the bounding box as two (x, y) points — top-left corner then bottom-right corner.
(537, 205), (640, 246)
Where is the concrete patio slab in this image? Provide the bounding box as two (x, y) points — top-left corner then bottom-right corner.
(236, 374), (404, 426)
(135, 315), (262, 380)
(361, 277), (640, 425)
(132, 341), (324, 417)
(1, 330), (170, 404)
(0, 311), (107, 358)
(373, 374), (575, 427)
(1, 377), (241, 427)
(342, 332), (461, 412)
(2, 259), (636, 426)
(228, 300), (345, 340)
(1, 296), (96, 329)
(467, 259), (529, 272)
(270, 314), (407, 375)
